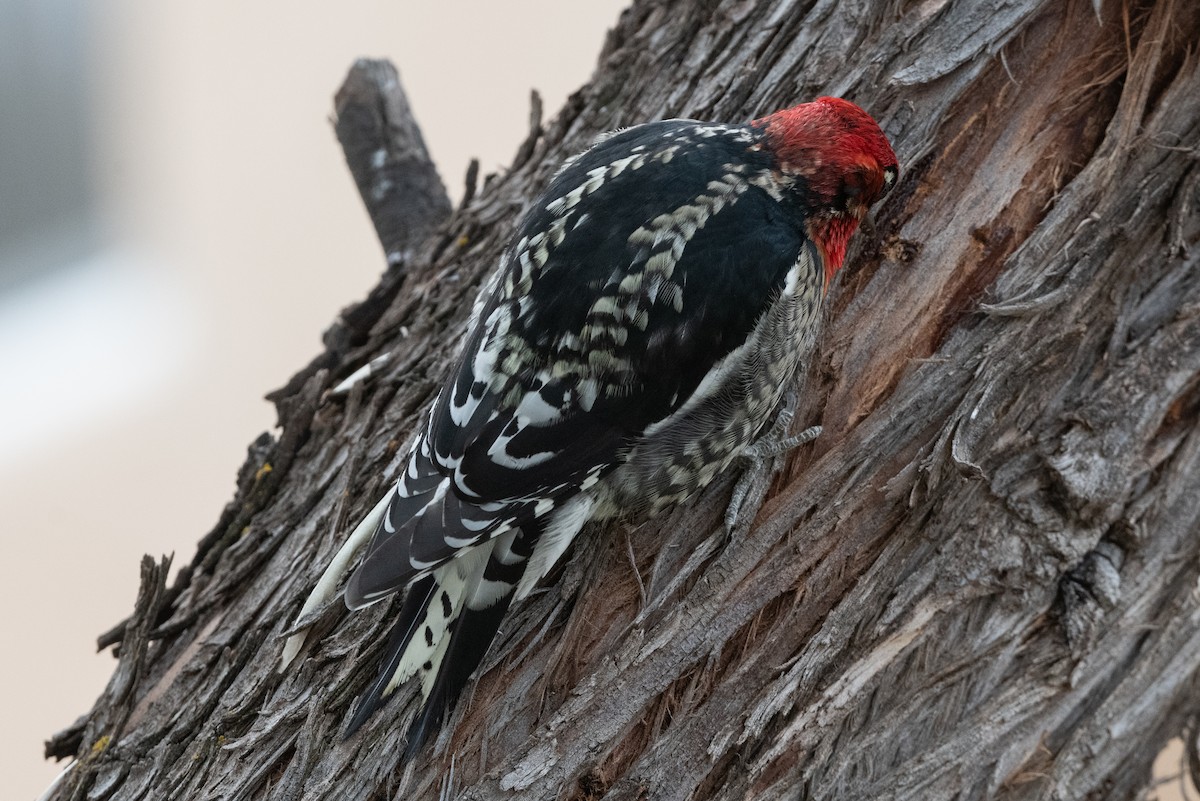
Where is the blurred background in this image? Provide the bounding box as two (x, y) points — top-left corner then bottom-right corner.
(0, 1), (624, 796)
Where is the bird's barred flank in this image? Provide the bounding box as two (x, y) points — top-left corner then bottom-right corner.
(281, 96), (898, 761)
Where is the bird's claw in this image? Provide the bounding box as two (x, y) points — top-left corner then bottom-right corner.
(724, 425), (822, 536)
(741, 425), (822, 460)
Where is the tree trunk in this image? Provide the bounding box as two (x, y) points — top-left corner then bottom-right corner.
(45, 1), (1200, 799)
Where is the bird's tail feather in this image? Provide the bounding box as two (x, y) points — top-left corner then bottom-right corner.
(343, 574), (437, 737)
(346, 526), (537, 758)
(401, 589), (515, 760)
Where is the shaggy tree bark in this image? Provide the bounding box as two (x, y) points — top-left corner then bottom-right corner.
(45, 1), (1200, 799)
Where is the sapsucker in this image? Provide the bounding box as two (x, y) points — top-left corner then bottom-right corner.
(282, 96), (898, 757)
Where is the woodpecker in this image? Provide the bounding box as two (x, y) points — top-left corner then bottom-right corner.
(282, 97), (898, 757)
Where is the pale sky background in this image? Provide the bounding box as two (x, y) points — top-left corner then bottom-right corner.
(0, 2), (624, 797)
(2, 3), (1194, 800)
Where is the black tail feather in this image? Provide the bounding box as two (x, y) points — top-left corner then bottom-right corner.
(400, 592), (515, 761)
(347, 522), (541, 761)
(344, 575), (437, 738)
(401, 523), (540, 760)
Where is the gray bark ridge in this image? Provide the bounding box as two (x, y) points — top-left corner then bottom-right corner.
(45, 2), (1200, 800)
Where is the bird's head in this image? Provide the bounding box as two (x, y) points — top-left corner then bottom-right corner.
(754, 97), (898, 280)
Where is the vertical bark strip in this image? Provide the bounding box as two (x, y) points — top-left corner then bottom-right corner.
(46, 2), (1200, 800)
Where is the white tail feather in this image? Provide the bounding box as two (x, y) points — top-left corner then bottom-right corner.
(515, 495), (593, 600)
(383, 532), (514, 698)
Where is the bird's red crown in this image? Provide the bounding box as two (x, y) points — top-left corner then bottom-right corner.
(755, 97), (898, 280)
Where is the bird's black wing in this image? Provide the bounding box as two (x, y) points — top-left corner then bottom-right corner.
(346, 119), (810, 607)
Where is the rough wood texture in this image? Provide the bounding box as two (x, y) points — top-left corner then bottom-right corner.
(45, 2), (1200, 799)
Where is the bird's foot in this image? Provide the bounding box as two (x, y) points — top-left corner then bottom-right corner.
(724, 424), (822, 535)
(741, 424), (822, 460)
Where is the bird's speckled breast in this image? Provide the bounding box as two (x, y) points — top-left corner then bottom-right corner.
(594, 244), (825, 517)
